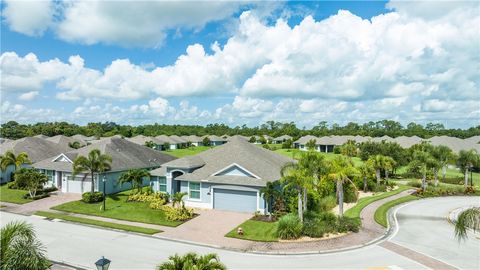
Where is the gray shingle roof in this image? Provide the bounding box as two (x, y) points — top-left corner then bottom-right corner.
(181, 135), (202, 143)
(392, 136), (423, 148)
(154, 135), (177, 144)
(71, 134), (96, 141)
(151, 136), (294, 185)
(46, 135), (84, 151)
(33, 137), (177, 172)
(169, 135), (187, 144)
(126, 135), (161, 146)
(203, 135), (226, 142)
(293, 135), (319, 144)
(273, 135), (293, 141)
(0, 137), (67, 163)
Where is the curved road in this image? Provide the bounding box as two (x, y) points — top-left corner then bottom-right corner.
(1, 196), (479, 269)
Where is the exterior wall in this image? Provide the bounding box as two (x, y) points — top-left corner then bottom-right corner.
(1, 164), (31, 183)
(169, 144), (178, 150)
(216, 166), (254, 177)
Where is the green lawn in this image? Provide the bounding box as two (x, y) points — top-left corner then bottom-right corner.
(344, 185), (412, 219)
(52, 191), (183, 227)
(0, 184), (32, 204)
(225, 219), (278, 242)
(35, 211), (162, 235)
(396, 166), (479, 187)
(374, 195), (419, 227)
(164, 146), (212, 158)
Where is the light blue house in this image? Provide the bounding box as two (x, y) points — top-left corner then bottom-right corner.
(150, 136), (294, 213)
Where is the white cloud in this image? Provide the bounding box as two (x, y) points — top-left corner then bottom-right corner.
(2, 0), (53, 36)
(18, 91), (39, 101)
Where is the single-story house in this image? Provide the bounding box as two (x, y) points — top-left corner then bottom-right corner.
(203, 135), (227, 146)
(0, 137), (67, 183)
(169, 135), (189, 148)
(155, 135), (182, 150)
(149, 136), (294, 213)
(126, 135), (163, 150)
(33, 137), (176, 194)
(181, 135), (203, 147)
(272, 135), (293, 144)
(293, 135), (320, 151)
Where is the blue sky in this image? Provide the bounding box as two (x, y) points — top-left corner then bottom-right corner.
(1, 0), (478, 128)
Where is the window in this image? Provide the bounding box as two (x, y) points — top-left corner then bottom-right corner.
(159, 177), (167, 193)
(189, 182), (200, 200)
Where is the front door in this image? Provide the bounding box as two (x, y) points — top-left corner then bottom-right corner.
(175, 180), (181, 194)
(56, 171), (62, 189)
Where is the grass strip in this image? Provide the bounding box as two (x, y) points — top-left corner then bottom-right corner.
(374, 195), (419, 228)
(344, 185), (412, 219)
(35, 211), (162, 235)
(225, 219), (279, 242)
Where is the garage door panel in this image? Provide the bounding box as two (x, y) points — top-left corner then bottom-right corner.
(213, 188), (257, 213)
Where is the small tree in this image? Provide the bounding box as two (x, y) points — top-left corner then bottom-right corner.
(172, 192), (187, 209)
(457, 149), (479, 187)
(144, 141), (156, 149)
(202, 137), (211, 146)
(282, 139), (293, 149)
(248, 136), (256, 143)
(259, 136), (267, 144)
(68, 141), (82, 149)
(118, 169), (151, 194)
(163, 142), (171, 150)
(341, 140), (357, 157)
(328, 156), (358, 216)
(15, 168), (48, 199)
(358, 163), (374, 192)
(306, 139), (317, 151)
(260, 181), (279, 218)
(455, 207), (480, 241)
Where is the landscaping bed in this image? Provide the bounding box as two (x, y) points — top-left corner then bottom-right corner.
(52, 191), (184, 227)
(35, 211), (162, 235)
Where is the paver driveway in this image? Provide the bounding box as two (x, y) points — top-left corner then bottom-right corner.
(2, 191), (81, 215)
(160, 208), (253, 249)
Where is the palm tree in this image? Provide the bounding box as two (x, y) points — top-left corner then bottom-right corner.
(409, 150), (436, 192)
(296, 151), (326, 211)
(358, 163), (374, 192)
(0, 150), (31, 174)
(260, 181), (279, 218)
(1, 221), (50, 270)
(454, 207), (480, 241)
(327, 156), (357, 216)
(457, 149), (479, 187)
(383, 156), (396, 183)
(157, 252), (226, 270)
(118, 169), (151, 194)
(430, 145), (454, 186)
(280, 163), (308, 222)
(72, 149), (112, 194)
(367, 155), (386, 185)
(172, 192), (187, 209)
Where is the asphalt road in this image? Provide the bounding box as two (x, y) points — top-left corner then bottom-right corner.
(1, 196), (478, 270)
(389, 196), (480, 270)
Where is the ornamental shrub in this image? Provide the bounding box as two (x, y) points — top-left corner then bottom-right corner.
(318, 196), (337, 212)
(161, 206), (194, 221)
(337, 216), (361, 233)
(82, 192), (104, 203)
(276, 213), (303, 240)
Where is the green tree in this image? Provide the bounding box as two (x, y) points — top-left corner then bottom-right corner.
(341, 140), (357, 157)
(157, 252), (226, 270)
(367, 155), (387, 185)
(144, 141), (156, 149)
(172, 192), (187, 209)
(0, 151), (31, 174)
(118, 169), (151, 194)
(280, 164), (308, 222)
(260, 181), (280, 218)
(358, 163), (374, 192)
(163, 142), (171, 150)
(202, 137), (211, 146)
(327, 156), (358, 216)
(249, 136), (256, 143)
(454, 207), (480, 241)
(457, 149), (479, 187)
(382, 156), (396, 183)
(0, 221), (50, 270)
(305, 139), (317, 151)
(72, 149), (112, 194)
(14, 168), (48, 199)
(68, 141), (82, 149)
(430, 145), (454, 185)
(409, 150), (437, 191)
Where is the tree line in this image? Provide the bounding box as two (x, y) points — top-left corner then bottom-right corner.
(1, 120), (479, 140)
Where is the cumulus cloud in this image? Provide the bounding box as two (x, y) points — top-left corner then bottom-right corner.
(18, 91), (39, 101)
(2, 0), (53, 36)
